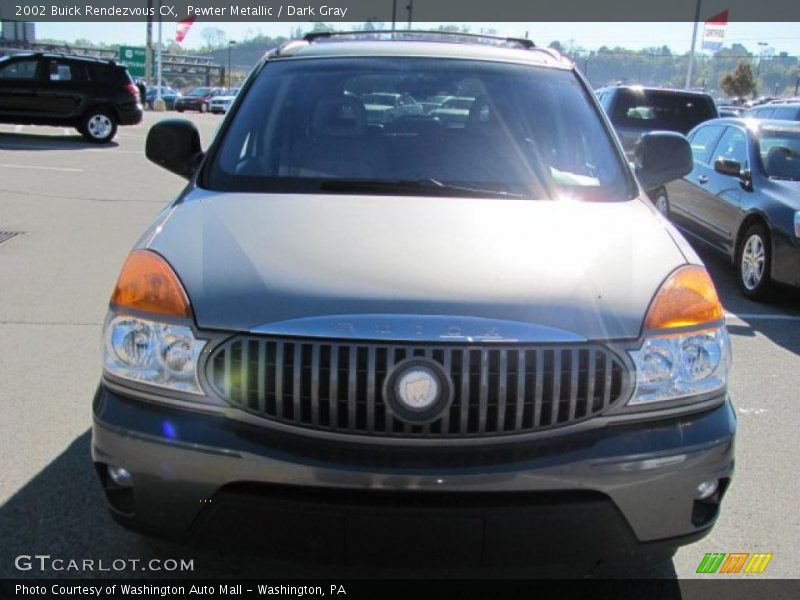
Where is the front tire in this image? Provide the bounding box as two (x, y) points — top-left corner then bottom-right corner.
(79, 109), (117, 144)
(200, 103), (208, 113)
(737, 223), (772, 300)
(649, 187), (669, 218)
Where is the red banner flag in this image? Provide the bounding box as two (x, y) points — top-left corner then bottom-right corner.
(175, 16), (196, 43)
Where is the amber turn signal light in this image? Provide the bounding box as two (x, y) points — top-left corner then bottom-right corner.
(110, 250), (192, 318)
(644, 265), (724, 331)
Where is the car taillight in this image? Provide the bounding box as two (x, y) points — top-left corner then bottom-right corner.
(126, 83), (140, 99)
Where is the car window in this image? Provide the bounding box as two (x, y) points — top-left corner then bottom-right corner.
(688, 124), (725, 163)
(712, 127), (749, 168)
(206, 58), (632, 202)
(0, 59), (39, 80)
(47, 60), (90, 82)
(749, 106), (774, 118)
(612, 90), (716, 132)
(758, 129), (800, 180)
(771, 106), (799, 120)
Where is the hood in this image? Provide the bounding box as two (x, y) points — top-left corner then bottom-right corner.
(145, 191), (687, 340)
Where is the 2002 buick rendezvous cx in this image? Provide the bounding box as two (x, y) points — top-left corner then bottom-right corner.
(92, 32), (735, 573)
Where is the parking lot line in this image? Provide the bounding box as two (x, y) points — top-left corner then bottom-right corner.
(0, 163), (83, 172)
(726, 312), (800, 322)
(0, 144), (142, 154)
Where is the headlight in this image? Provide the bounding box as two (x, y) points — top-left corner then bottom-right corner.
(627, 264), (730, 407)
(103, 314), (206, 394)
(628, 326), (730, 405)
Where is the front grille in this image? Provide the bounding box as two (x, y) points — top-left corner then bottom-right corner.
(207, 338), (628, 439)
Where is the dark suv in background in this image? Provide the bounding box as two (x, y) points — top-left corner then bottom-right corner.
(0, 53), (143, 143)
(597, 85), (718, 213)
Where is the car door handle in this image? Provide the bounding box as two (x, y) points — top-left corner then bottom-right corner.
(697, 175), (708, 184)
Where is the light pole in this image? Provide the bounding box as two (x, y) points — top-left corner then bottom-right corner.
(685, 0), (702, 89)
(227, 40), (236, 88)
(754, 41), (768, 99)
(153, 0), (165, 111)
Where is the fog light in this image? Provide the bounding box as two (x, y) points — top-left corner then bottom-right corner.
(695, 479), (718, 500)
(107, 465), (133, 488)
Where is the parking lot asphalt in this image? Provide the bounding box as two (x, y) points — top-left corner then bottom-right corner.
(0, 113), (798, 582)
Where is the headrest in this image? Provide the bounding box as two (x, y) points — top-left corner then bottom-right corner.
(312, 96), (367, 137)
(765, 145), (798, 179)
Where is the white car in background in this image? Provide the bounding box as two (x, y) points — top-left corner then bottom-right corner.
(209, 87), (241, 114)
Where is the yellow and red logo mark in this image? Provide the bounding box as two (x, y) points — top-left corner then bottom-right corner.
(696, 552), (773, 574)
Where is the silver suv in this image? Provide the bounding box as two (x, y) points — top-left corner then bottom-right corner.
(93, 32), (735, 573)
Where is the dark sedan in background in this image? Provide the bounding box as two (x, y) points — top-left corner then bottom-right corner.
(745, 102), (800, 121)
(145, 85), (181, 110)
(174, 86), (227, 113)
(664, 118), (800, 299)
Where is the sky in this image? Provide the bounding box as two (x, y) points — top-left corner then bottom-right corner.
(34, 21), (800, 56)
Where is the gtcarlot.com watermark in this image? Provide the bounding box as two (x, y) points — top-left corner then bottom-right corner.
(14, 554), (194, 573)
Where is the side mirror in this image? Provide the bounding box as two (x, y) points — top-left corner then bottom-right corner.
(634, 131), (693, 190)
(714, 158), (742, 177)
(146, 119), (202, 179)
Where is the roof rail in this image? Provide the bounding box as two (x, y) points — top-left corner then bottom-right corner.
(303, 30), (535, 49)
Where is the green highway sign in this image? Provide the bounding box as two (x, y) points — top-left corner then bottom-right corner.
(118, 46), (147, 78)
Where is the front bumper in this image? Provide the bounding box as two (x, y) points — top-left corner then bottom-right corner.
(92, 384), (735, 566)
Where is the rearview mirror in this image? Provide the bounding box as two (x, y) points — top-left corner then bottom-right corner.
(714, 158), (742, 177)
(146, 120), (202, 179)
(634, 131), (693, 191)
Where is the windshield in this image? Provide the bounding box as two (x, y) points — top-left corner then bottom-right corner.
(206, 57), (632, 201)
(759, 129), (800, 180)
(188, 87), (211, 97)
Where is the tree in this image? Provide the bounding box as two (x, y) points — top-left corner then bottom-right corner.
(201, 27), (226, 50)
(721, 61), (757, 98)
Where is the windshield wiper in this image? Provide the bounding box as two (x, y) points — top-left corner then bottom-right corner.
(319, 178), (524, 198)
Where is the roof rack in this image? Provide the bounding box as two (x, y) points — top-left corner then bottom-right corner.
(303, 30), (535, 50)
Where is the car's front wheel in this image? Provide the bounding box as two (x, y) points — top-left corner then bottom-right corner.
(738, 223), (772, 300)
(79, 109), (117, 144)
(651, 187), (670, 218)
(200, 103), (208, 113)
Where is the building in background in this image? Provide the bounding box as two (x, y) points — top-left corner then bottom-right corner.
(0, 20), (36, 43)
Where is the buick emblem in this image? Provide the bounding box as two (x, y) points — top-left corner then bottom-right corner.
(396, 367), (439, 411)
(384, 359), (453, 424)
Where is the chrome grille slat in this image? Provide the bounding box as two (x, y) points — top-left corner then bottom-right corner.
(257, 340), (266, 413)
(534, 349), (544, 428)
(292, 342), (302, 421)
(497, 350), (508, 432)
(329, 344), (338, 430)
(274, 341), (284, 419)
(514, 350), (525, 430)
(568, 348), (579, 421)
(441, 349), (452, 434)
(550, 349), (561, 426)
(459, 348), (470, 435)
(310, 344), (320, 426)
(366, 346), (377, 432)
(209, 337), (628, 439)
(347, 346), (357, 431)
